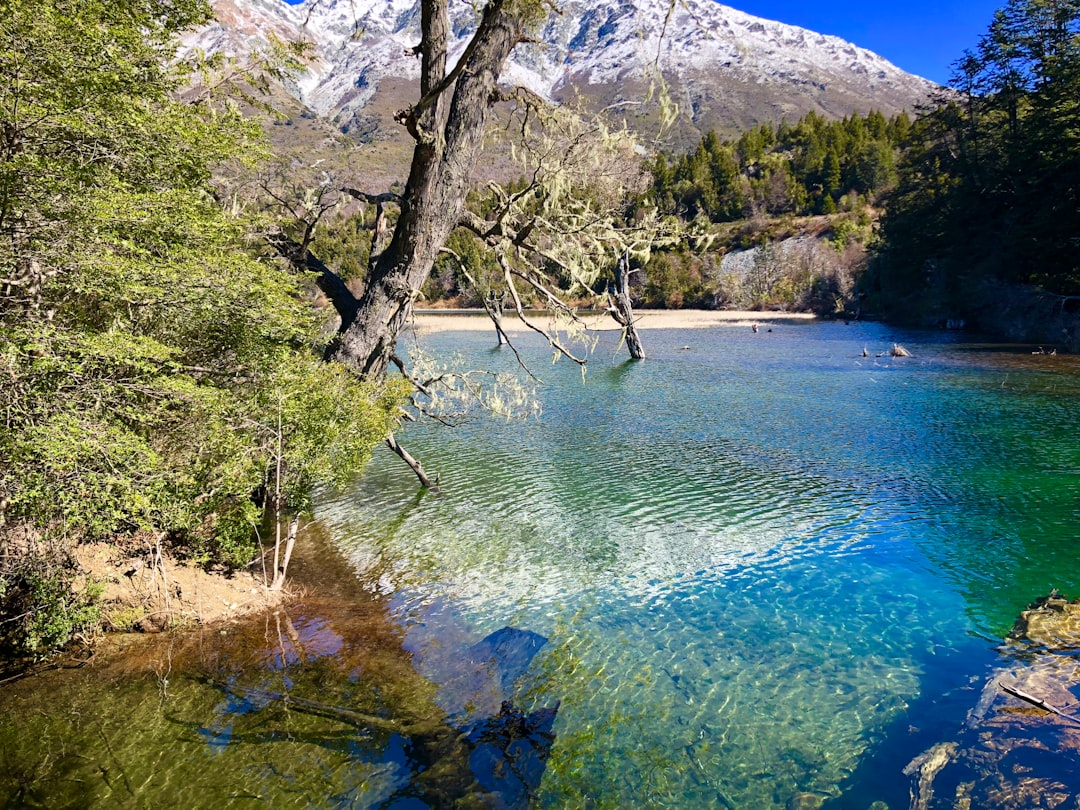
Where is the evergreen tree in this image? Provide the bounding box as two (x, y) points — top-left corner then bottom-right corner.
(822, 149), (844, 199)
(876, 0), (1080, 306)
(650, 110), (907, 221)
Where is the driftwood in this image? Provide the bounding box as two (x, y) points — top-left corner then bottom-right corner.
(1000, 682), (1080, 726)
(207, 678), (408, 733)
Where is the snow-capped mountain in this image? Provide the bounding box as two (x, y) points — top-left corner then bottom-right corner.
(191, 0), (937, 145)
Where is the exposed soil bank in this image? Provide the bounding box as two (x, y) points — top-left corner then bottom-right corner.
(75, 542), (286, 635)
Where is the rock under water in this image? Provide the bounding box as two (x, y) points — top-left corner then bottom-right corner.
(905, 593), (1080, 809)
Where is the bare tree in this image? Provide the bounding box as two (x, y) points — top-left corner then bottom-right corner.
(272, 2), (683, 376)
(255, 1), (700, 499)
(607, 249), (647, 360)
(326, 0), (539, 380)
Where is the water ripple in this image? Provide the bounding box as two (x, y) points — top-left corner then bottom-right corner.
(314, 323), (1080, 808)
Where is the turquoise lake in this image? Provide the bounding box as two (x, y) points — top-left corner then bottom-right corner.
(2, 317), (1078, 808)
(315, 318), (1080, 807)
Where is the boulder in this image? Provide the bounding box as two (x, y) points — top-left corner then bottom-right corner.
(1009, 591), (1080, 650)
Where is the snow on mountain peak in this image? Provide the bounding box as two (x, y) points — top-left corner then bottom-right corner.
(188, 0), (936, 140)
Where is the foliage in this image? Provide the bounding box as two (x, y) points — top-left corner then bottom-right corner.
(407, 95), (690, 366)
(254, 156), (376, 284)
(0, 533), (102, 656)
(309, 211), (374, 283)
(257, 361), (408, 515)
(638, 250), (715, 309)
(490, 100), (682, 288)
(623, 110), (899, 316)
(650, 110), (905, 222)
(0, 0), (403, 655)
(320, 105), (887, 322)
(605, 223), (863, 316)
(872, 0), (1080, 315)
(426, 229), (500, 305)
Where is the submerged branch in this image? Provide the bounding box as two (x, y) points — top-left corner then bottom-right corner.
(386, 432), (439, 491)
(207, 678), (409, 732)
(1000, 682), (1080, 726)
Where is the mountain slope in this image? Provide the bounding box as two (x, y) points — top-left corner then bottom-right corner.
(190, 0), (937, 150)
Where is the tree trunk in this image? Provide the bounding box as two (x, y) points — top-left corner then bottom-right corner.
(608, 249), (646, 360)
(329, 0), (530, 381)
(270, 515), (300, 591)
(486, 290), (506, 345)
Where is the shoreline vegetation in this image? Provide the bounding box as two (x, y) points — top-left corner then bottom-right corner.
(79, 311), (810, 638)
(0, 304), (1045, 670)
(0, 308), (812, 674)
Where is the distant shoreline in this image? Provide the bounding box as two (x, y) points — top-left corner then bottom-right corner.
(409, 309), (817, 333)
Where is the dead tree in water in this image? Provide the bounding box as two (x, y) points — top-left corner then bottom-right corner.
(607, 249), (646, 360)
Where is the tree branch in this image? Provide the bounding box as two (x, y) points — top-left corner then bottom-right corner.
(405, 0), (515, 135)
(386, 432), (439, 490)
(342, 187), (402, 206)
(447, 250), (540, 379)
(497, 253), (587, 366)
(390, 353), (433, 397)
(266, 232), (359, 328)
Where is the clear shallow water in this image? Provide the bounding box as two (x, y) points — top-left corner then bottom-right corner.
(317, 320), (1080, 808)
(3, 319), (1079, 809)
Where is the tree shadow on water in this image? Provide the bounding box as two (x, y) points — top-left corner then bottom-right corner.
(188, 620), (559, 809)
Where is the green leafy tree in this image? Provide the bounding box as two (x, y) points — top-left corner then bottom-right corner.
(0, 0), (403, 654)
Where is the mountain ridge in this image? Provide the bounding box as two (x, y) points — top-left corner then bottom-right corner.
(189, 0), (937, 148)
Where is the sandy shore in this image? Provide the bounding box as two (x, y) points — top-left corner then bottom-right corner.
(410, 308), (816, 334)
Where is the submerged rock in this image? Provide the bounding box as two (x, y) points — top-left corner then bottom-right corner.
(904, 593), (1080, 808)
(903, 742), (957, 810)
(786, 791), (827, 810)
(1009, 591), (1080, 650)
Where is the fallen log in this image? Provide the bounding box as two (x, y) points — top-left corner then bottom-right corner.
(1000, 682), (1080, 726)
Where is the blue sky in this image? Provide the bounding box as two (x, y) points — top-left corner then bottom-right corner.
(731, 0), (1003, 84)
(282, 0), (1004, 86)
